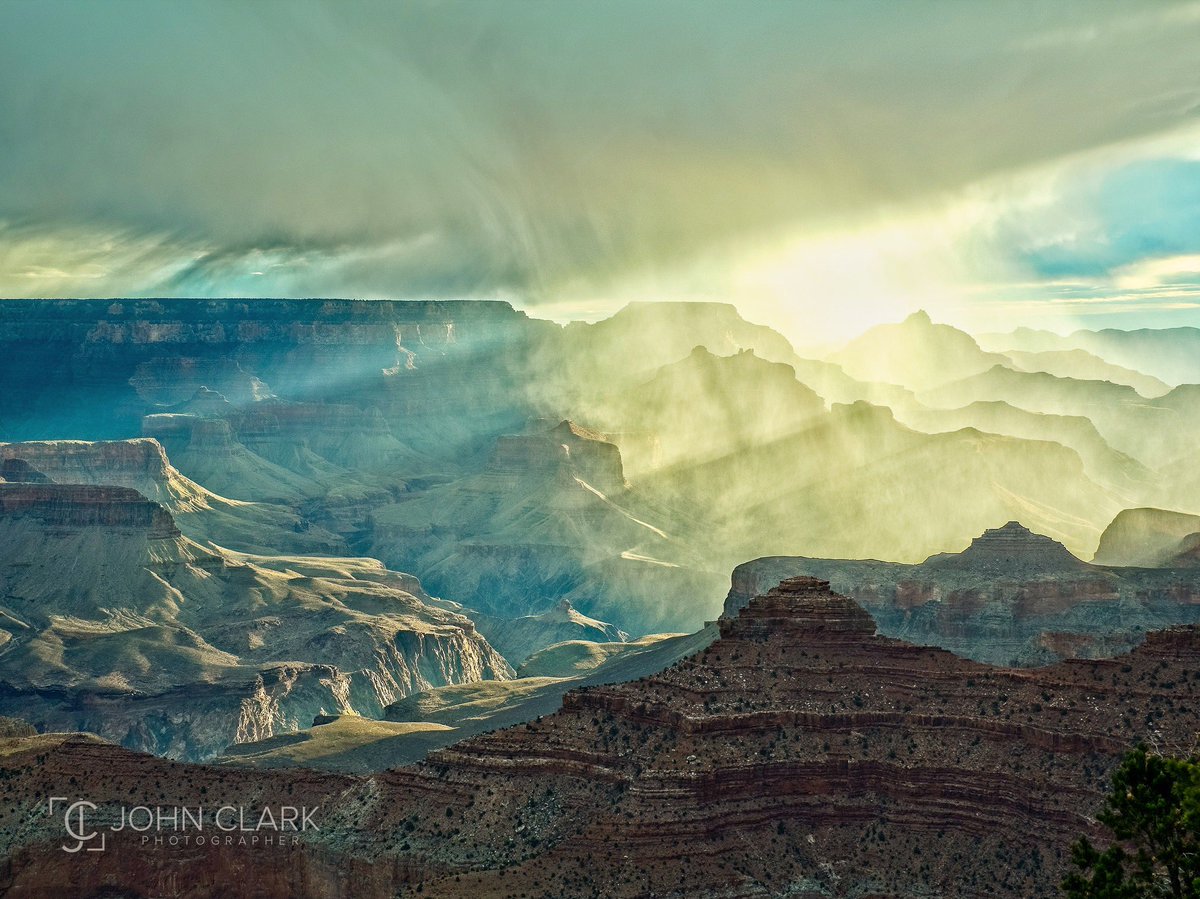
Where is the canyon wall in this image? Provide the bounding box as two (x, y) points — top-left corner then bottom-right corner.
(727, 522), (1200, 665)
(0, 578), (1195, 897)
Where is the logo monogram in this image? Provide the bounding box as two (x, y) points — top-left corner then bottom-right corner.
(49, 797), (106, 853)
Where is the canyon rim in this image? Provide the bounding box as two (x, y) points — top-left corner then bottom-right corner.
(3, 2), (1200, 897)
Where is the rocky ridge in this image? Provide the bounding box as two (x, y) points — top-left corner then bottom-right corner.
(725, 521), (1200, 665)
(0, 483), (511, 760)
(0, 577), (1196, 896)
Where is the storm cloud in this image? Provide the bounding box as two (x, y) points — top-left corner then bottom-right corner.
(2, 0), (1200, 322)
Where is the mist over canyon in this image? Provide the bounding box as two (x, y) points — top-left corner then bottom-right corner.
(6, 0), (1200, 893)
(1, 297), (1199, 896)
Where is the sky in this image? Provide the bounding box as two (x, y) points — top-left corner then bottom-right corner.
(2, 0), (1200, 343)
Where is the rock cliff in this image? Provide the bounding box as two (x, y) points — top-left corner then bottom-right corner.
(0, 577), (1195, 897)
(724, 522), (1200, 665)
(0, 483), (180, 536)
(0, 484), (511, 760)
(0, 438), (344, 554)
(1092, 506), (1200, 566)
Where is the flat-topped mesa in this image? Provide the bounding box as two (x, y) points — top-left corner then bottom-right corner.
(0, 483), (180, 537)
(0, 438), (173, 491)
(720, 576), (876, 640)
(486, 419), (627, 493)
(927, 520), (1087, 574)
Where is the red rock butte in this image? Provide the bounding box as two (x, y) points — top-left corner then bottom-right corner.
(719, 575), (876, 640)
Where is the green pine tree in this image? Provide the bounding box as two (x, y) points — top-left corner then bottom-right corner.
(1062, 746), (1200, 898)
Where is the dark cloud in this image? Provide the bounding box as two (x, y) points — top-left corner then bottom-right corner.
(2, 0), (1200, 301)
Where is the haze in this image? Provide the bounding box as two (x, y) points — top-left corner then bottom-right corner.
(3, 1), (1200, 342)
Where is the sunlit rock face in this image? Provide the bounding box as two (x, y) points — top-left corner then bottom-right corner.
(0, 437), (345, 555)
(0, 297), (1196, 641)
(0, 481), (511, 761)
(725, 521), (1200, 666)
(2, 579), (1196, 898)
(1092, 506), (1200, 566)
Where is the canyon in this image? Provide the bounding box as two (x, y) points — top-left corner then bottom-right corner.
(0, 577), (1195, 897)
(2, 299), (1200, 895)
(0, 478), (511, 761)
(1, 299), (1191, 614)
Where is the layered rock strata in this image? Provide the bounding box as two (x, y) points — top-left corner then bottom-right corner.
(0, 577), (1195, 897)
(0, 483), (511, 760)
(727, 522), (1200, 665)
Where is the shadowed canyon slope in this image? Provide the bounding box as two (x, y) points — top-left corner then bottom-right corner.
(3, 298), (1200, 774)
(0, 578), (1196, 897)
(0, 480), (510, 760)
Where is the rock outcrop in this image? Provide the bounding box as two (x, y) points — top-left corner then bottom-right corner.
(926, 520), (1091, 574)
(725, 522), (1200, 665)
(718, 575), (876, 639)
(0, 485), (511, 760)
(0, 438), (345, 554)
(1093, 506), (1200, 566)
(0, 578), (1196, 897)
(487, 420), (627, 494)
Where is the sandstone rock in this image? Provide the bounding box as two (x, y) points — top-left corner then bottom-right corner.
(1, 581), (1196, 897)
(719, 575), (875, 640)
(724, 522), (1200, 665)
(0, 487), (511, 760)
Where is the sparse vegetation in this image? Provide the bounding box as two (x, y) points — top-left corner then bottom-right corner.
(1062, 747), (1200, 899)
